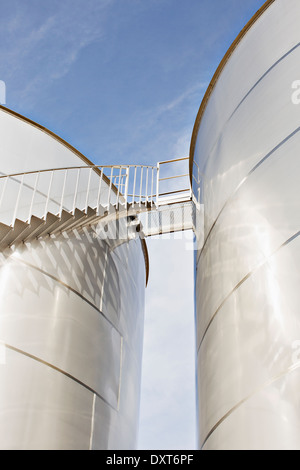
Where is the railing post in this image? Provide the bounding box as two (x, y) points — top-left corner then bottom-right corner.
(28, 171), (40, 221)
(145, 167), (149, 203)
(12, 174), (24, 226)
(107, 167), (114, 208)
(59, 169), (67, 216)
(124, 167), (129, 206)
(72, 168), (81, 214)
(44, 170), (54, 219)
(85, 167), (93, 213)
(156, 162), (160, 206)
(96, 167), (104, 215)
(116, 166), (122, 208)
(151, 167), (154, 205)
(132, 166), (137, 205)
(139, 166), (143, 207)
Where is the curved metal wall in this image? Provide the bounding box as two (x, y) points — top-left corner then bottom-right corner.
(192, 0), (300, 450)
(0, 106), (118, 226)
(0, 109), (146, 449)
(0, 105), (95, 173)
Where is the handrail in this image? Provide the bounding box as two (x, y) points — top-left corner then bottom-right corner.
(0, 164), (156, 180)
(158, 156), (189, 165)
(0, 159), (192, 228)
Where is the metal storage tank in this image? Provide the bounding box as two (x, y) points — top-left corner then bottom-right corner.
(0, 105), (147, 450)
(190, 0), (300, 450)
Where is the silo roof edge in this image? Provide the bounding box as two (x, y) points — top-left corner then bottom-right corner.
(189, 0), (276, 184)
(0, 105), (150, 286)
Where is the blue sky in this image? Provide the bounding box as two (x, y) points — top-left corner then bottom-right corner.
(0, 0), (267, 449)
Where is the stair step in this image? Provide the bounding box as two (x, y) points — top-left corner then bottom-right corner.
(0, 197), (171, 249)
(34, 213), (59, 239)
(63, 208), (88, 231)
(103, 203), (117, 217)
(14, 216), (45, 244)
(131, 201), (148, 211)
(0, 223), (12, 246)
(86, 206), (97, 218)
(80, 206), (104, 228)
(97, 205), (106, 218)
(40, 210), (73, 236)
(117, 202), (130, 214)
(51, 208), (86, 235)
(0, 219), (29, 249)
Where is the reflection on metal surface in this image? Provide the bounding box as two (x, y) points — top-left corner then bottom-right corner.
(198, 229), (300, 352)
(189, 0), (276, 179)
(192, 0), (300, 451)
(9, 251), (122, 333)
(0, 341), (117, 410)
(0, 106), (147, 450)
(3, 0), (298, 451)
(89, 394), (97, 450)
(201, 361), (300, 449)
(199, 126), (300, 255)
(0, 103), (196, 449)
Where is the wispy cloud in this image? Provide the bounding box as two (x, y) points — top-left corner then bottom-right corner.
(156, 83), (207, 116)
(105, 81), (207, 164)
(0, 0), (115, 108)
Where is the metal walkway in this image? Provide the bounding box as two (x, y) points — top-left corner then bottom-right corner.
(0, 157), (199, 250)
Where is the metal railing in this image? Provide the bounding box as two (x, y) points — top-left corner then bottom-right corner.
(0, 158), (192, 227)
(157, 157), (191, 203)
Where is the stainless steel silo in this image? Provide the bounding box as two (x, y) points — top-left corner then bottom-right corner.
(190, 0), (300, 450)
(0, 106), (147, 449)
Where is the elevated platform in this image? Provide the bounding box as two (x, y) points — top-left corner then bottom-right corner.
(0, 157), (202, 250)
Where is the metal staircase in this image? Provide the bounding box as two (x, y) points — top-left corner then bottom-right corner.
(0, 157), (197, 250)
